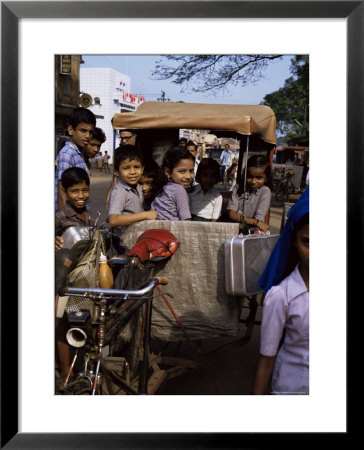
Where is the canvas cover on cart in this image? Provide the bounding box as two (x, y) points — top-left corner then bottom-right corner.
(121, 220), (241, 341)
(112, 101), (277, 144)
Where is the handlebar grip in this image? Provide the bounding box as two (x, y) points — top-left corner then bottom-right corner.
(156, 277), (168, 286)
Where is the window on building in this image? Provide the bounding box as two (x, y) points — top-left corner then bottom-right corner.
(62, 75), (71, 98)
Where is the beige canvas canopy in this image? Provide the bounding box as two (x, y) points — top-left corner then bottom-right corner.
(112, 101), (276, 145)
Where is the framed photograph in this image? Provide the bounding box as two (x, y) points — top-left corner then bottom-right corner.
(1, 0), (358, 447)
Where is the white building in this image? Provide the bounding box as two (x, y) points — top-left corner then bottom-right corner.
(80, 67), (145, 161)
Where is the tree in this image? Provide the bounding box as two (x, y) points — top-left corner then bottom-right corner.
(152, 55), (283, 95)
(262, 55), (309, 144)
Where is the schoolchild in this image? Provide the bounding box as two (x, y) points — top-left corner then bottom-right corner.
(189, 158), (222, 222)
(108, 145), (157, 228)
(55, 167), (93, 251)
(252, 188), (309, 395)
(138, 159), (166, 211)
(227, 154), (272, 232)
(55, 107), (96, 211)
(83, 127), (106, 170)
(151, 147), (195, 221)
(105, 129), (138, 210)
(54, 166), (94, 386)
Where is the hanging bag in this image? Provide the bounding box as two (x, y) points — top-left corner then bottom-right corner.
(66, 228), (106, 312)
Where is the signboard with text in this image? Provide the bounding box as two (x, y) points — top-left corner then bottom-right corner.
(60, 55), (72, 75)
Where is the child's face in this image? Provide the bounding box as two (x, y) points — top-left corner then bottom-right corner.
(247, 167), (267, 191)
(295, 223), (309, 270)
(84, 138), (102, 158)
(139, 175), (154, 199)
(68, 122), (94, 149)
(199, 168), (218, 192)
(116, 158), (143, 186)
(165, 158), (194, 188)
(65, 181), (90, 210)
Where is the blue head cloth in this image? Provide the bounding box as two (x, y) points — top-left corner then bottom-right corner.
(258, 187), (309, 292)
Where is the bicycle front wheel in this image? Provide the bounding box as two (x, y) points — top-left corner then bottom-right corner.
(57, 377), (92, 395)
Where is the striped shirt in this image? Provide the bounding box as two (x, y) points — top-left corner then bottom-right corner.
(55, 141), (88, 211)
(151, 181), (191, 221)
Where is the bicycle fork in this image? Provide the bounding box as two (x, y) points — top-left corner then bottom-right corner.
(92, 302), (107, 395)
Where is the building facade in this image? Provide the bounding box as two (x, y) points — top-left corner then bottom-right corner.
(55, 55), (83, 155)
(80, 67), (145, 160)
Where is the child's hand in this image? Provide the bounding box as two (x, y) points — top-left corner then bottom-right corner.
(145, 210), (158, 220)
(257, 221), (270, 233)
(55, 236), (64, 251)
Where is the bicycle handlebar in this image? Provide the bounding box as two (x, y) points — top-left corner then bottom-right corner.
(63, 276), (168, 300)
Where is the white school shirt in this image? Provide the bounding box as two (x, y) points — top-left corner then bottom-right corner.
(188, 184), (222, 220)
(260, 265), (309, 395)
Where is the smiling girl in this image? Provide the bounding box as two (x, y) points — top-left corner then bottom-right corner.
(151, 147), (195, 220)
(227, 155), (272, 232)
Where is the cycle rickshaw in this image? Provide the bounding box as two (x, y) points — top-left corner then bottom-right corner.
(56, 101), (281, 395)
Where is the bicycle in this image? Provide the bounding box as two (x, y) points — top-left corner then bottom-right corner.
(275, 169), (296, 205)
(56, 276), (169, 395)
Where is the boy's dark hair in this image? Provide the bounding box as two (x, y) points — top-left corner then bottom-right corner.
(195, 158), (220, 184)
(142, 159), (166, 200)
(282, 213), (309, 279)
(237, 154), (272, 195)
(68, 107), (96, 129)
(162, 147), (195, 172)
(92, 127), (106, 143)
(114, 145), (144, 170)
(61, 167), (90, 189)
(186, 140), (197, 150)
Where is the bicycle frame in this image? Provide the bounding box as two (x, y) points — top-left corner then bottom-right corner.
(58, 277), (167, 395)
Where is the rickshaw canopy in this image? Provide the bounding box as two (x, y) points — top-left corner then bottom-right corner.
(112, 101), (277, 145)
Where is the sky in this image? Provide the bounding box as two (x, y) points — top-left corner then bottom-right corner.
(82, 54), (294, 105)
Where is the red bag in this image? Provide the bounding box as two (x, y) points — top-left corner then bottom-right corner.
(127, 229), (180, 263)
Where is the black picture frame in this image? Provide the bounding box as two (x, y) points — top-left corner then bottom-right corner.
(1, 1), (356, 448)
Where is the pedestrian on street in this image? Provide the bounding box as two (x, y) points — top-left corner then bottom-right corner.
(219, 144), (233, 183)
(103, 151), (111, 173)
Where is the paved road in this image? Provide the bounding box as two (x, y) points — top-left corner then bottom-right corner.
(87, 169), (291, 395)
